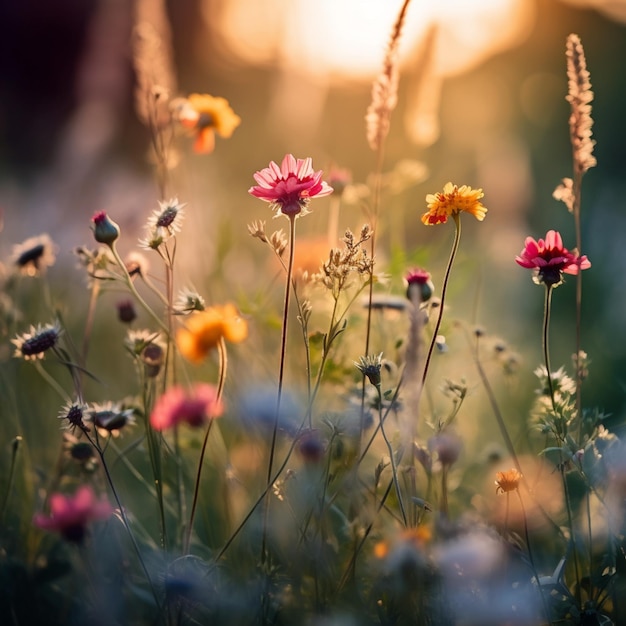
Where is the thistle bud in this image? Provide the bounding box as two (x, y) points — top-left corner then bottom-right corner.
(92, 211), (120, 246)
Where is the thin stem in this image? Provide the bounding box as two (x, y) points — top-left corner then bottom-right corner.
(109, 243), (169, 334)
(33, 361), (71, 402)
(376, 385), (407, 526)
(184, 337), (227, 554)
(0, 437), (22, 522)
(86, 432), (163, 614)
(422, 213), (462, 387)
(572, 169), (584, 443)
(261, 214), (297, 563)
(542, 285), (557, 413)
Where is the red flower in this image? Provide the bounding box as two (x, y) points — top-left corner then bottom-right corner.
(249, 154), (333, 218)
(33, 485), (112, 543)
(515, 230), (590, 286)
(150, 384), (223, 430)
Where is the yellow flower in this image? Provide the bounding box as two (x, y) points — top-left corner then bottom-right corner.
(176, 304), (247, 363)
(172, 94), (241, 154)
(495, 468), (522, 494)
(422, 182), (487, 225)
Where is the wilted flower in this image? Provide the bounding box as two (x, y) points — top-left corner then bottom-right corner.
(11, 234), (57, 276)
(422, 182), (487, 225)
(91, 211), (120, 246)
(355, 353), (384, 387)
(85, 402), (135, 433)
(495, 468), (522, 494)
(58, 400), (89, 433)
(249, 154), (333, 218)
(33, 485), (112, 543)
(12, 321), (62, 360)
(171, 94), (241, 154)
(150, 384), (223, 430)
(176, 303), (247, 363)
(515, 229), (590, 287)
(175, 289), (206, 315)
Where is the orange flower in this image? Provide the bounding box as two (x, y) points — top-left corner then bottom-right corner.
(172, 94), (241, 154)
(176, 304), (247, 363)
(422, 182), (487, 225)
(495, 468), (522, 494)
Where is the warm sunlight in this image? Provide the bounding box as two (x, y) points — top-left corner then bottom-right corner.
(208, 0), (534, 80)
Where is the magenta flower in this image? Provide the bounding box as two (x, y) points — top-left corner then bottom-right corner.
(405, 268), (434, 302)
(515, 229), (591, 286)
(150, 384), (223, 430)
(33, 485), (112, 543)
(248, 154), (333, 218)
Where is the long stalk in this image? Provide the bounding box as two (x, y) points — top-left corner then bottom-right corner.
(422, 213), (461, 387)
(261, 214), (297, 563)
(184, 337), (227, 554)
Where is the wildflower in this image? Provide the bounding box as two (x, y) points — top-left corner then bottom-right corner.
(11, 234), (57, 276)
(147, 198), (185, 238)
(495, 468), (522, 494)
(58, 400), (89, 433)
(248, 154), (333, 218)
(85, 402), (135, 433)
(125, 329), (161, 356)
(150, 384), (223, 430)
(124, 251), (150, 278)
(142, 342), (165, 378)
(428, 430), (462, 467)
(33, 485), (112, 543)
(12, 321), (62, 360)
(422, 182), (487, 225)
(566, 34), (596, 174)
(515, 229), (590, 287)
(177, 303), (247, 363)
(355, 353), (384, 387)
(405, 268), (434, 302)
(171, 94), (241, 154)
(297, 429), (326, 463)
(91, 211), (120, 247)
(116, 299), (137, 324)
(175, 289), (206, 315)
(326, 166), (352, 197)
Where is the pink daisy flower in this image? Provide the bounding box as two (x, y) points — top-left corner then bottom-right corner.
(33, 485), (112, 543)
(515, 229), (590, 286)
(150, 384), (223, 430)
(248, 154), (333, 218)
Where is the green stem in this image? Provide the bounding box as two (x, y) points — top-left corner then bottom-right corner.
(0, 437), (22, 522)
(422, 212), (462, 387)
(33, 361), (70, 402)
(261, 214), (297, 563)
(376, 385), (407, 526)
(542, 285), (557, 413)
(184, 337), (227, 554)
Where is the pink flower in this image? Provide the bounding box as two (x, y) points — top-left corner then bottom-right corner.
(405, 268), (434, 301)
(249, 154), (333, 218)
(515, 229), (590, 286)
(150, 384), (223, 430)
(33, 485), (112, 543)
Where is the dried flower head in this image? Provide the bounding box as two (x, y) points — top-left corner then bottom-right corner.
(249, 154), (333, 219)
(312, 228), (373, 298)
(553, 177), (575, 213)
(171, 94), (241, 154)
(495, 468), (522, 494)
(365, 0), (410, 151)
(124, 251), (150, 278)
(147, 198), (185, 236)
(12, 321), (62, 360)
(33, 485), (112, 543)
(58, 400), (89, 433)
(11, 234), (57, 276)
(175, 289), (206, 315)
(566, 34), (596, 174)
(177, 303), (248, 363)
(85, 402), (136, 433)
(355, 353), (384, 387)
(247, 220), (268, 243)
(422, 182), (487, 225)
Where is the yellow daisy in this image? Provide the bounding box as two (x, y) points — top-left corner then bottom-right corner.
(422, 182), (487, 225)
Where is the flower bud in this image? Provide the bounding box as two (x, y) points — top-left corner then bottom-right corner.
(405, 268), (434, 302)
(92, 211), (120, 246)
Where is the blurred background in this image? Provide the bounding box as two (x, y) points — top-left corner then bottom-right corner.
(1, 0), (625, 425)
